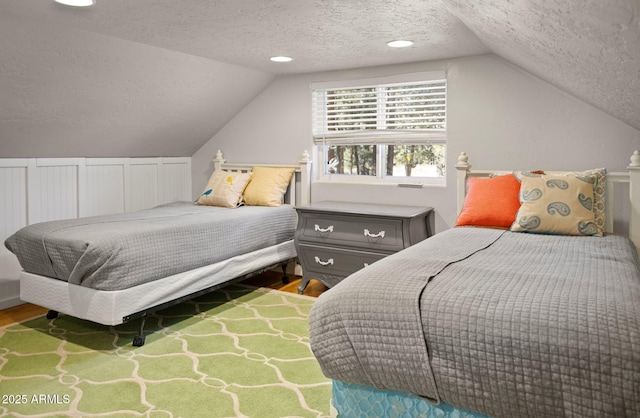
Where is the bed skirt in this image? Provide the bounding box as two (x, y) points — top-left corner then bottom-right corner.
(20, 240), (296, 326)
(331, 380), (490, 418)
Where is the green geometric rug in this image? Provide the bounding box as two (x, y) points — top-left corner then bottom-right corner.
(0, 285), (331, 417)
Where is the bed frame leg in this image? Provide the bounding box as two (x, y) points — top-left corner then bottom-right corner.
(281, 263), (289, 284)
(46, 310), (59, 320)
(132, 315), (147, 347)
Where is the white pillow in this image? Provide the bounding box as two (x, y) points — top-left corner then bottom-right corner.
(196, 170), (252, 208)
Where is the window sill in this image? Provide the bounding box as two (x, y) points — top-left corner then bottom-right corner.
(313, 179), (446, 189)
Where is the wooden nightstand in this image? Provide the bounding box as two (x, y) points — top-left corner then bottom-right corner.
(294, 201), (433, 294)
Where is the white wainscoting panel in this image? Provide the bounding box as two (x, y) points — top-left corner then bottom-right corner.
(28, 159), (80, 224)
(0, 160), (29, 309)
(0, 156), (192, 309)
(0, 161), (28, 244)
(82, 159), (127, 217)
(161, 158), (193, 203)
(130, 159), (160, 212)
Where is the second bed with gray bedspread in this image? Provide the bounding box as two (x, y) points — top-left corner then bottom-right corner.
(309, 228), (640, 417)
(5, 202), (297, 291)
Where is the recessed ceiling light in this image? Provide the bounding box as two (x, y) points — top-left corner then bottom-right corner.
(270, 56), (293, 63)
(387, 40), (414, 48)
(54, 0), (95, 6)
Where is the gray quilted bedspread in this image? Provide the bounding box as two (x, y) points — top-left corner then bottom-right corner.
(5, 202), (297, 291)
(309, 228), (640, 417)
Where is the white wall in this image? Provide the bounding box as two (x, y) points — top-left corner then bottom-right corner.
(192, 54), (640, 231)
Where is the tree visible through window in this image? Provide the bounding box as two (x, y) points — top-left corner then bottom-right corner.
(326, 144), (445, 177)
(388, 144), (445, 177)
(327, 145), (377, 176)
(312, 73), (447, 182)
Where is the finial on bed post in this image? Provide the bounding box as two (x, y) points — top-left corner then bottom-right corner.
(298, 150), (312, 205)
(299, 150), (311, 164)
(213, 150), (225, 171)
(629, 150), (640, 168)
(455, 152), (471, 214)
(455, 152), (470, 171)
(628, 151), (640, 250)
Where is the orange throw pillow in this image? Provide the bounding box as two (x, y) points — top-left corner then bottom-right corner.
(456, 174), (521, 229)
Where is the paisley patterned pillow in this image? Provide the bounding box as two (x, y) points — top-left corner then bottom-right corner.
(511, 173), (599, 236)
(512, 168), (606, 236)
(196, 170), (252, 208)
(512, 170), (545, 181)
(564, 168), (606, 236)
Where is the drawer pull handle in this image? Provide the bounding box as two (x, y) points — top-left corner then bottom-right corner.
(314, 256), (334, 266)
(364, 229), (385, 239)
(314, 224), (334, 233)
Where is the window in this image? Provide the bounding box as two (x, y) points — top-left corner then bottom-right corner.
(312, 71), (446, 184)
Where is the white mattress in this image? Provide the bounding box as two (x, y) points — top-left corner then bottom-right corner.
(20, 240), (296, 326)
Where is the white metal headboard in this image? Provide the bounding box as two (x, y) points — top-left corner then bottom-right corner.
(455, 151), (640, 247)
(211, 150), (312, 206)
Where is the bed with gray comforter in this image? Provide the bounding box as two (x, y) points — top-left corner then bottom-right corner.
(5, 201), (297, 291)
(309, 227), (640, 417)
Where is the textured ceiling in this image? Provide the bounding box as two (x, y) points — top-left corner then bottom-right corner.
(0, 0), (638, 159)
(440, 0), (640, 130)
(0, 0), (490, 74)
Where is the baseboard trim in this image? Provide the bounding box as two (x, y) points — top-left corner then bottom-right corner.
(0, 296), (23, 311)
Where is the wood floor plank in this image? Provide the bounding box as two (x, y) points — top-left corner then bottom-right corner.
(0, 303), (49, 327)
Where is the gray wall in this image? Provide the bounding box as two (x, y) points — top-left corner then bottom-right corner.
(192, 54), (640, 232)
(0, 9), (274, 159)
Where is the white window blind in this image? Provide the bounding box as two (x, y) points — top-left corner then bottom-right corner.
(312, 72), (446, 144)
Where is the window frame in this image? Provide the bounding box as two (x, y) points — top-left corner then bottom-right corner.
(311, 71), (447, 186)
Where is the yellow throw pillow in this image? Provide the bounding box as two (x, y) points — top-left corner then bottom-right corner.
(243, 166), (295, 206)
(196, 170), (252, 208)
(511, 173), (599, 236)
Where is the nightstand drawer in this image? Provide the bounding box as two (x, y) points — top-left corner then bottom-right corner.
(298, 213), (404, 252)
(297, 244), (386, 277)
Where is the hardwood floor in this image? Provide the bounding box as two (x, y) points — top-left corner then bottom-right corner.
(0, 272), (328, 327)
(241, 271), (328, 298)
(0, 303), (49, 327)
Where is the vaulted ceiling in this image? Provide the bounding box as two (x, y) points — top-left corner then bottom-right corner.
(441, 0), (640, 134)
(0, 0), (638, 158)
